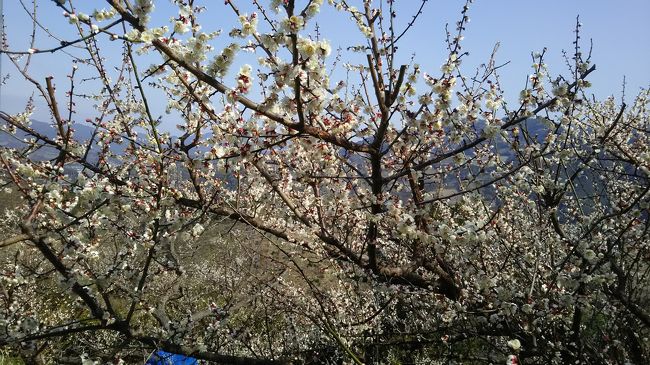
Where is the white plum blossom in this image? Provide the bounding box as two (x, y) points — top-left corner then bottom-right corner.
(0, 1), (647, 364)
(174, 20), (190, 34)
(507, 339), (521, 351)
(236, 65), (253, 93)
(282, 15), (304, 33)
(67, 12), (79, 24)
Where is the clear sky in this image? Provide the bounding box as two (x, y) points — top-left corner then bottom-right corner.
(1, 0), (649, 130)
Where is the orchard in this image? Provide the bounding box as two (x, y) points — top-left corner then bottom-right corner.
(0, 1), (648, 364)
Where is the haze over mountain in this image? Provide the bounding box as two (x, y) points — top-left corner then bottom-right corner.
(1, 119), (96, 148)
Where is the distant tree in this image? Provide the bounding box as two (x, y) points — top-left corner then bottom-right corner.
(0, 0), (648, 364)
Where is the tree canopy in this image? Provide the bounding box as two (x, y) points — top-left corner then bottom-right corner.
(0, 1), (648, 364)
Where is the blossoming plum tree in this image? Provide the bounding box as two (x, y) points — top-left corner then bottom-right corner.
(0, 0), (648, 364)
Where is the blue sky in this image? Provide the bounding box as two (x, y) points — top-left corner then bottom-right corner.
(1, 0), (649, 129)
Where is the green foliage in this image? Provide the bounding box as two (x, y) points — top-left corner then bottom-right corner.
(0, 350), (23, 365)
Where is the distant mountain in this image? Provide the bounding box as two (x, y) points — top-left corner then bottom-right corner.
(1, 119), (101, 176)
(0, 117), (562, 192)
(1, 119), (96, 147)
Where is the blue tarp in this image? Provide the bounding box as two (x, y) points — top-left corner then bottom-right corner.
(146, 350), (198, 365)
